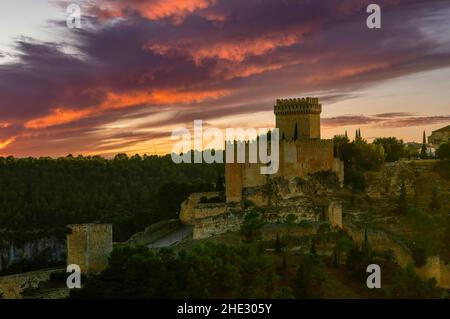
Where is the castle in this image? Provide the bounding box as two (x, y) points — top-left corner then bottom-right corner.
(225, 97), (343, 203)
(180, 97), (345, 238)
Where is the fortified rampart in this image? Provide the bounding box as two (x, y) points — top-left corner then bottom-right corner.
(0, 268), (63, 299)
(345, 222), (450, 289)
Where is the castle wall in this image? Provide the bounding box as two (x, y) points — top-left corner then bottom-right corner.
(180, 192), (223, 224)
(242, 163), (267, 188)
(67, 224), (112, 274)
(276, 113), (320, 140)
(192, 213), (243, 239)
(296, 139), (334, 176)
(416, 256), (450, 289)
(0, 268), (62, 299)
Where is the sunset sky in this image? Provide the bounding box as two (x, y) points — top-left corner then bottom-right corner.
(0, 0), (449, 157)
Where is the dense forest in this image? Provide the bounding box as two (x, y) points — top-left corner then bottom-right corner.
(70, 241), (444, 299)
(0, 153), (223, 241)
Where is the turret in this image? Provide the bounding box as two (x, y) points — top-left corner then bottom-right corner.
(274, 97), (321, 140)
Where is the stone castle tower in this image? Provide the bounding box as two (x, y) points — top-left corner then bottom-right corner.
(274, 97), (321, 140)
(225, 97), (344, 203)
(67, 224), (112, 274)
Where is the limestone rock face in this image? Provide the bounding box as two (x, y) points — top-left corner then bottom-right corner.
(0, 236), (65, 273)
(180, 173), (343, 240)
(0, 268), (62, 299)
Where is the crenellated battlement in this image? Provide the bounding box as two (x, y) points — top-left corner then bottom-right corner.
(274, 97), (321, 115)
(282, 138), (333, 146)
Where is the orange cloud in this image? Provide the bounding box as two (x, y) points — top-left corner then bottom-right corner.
(25, 108), (95, 129)
(102, 89), (230, 109)
(147, 33), (301, 64)
(91, 0), (215, 23)
(24, 89), (230, 129)
(0, 137), (16, 150)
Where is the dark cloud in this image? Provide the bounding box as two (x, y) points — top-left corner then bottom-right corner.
(0, 0), (449, 156)
(380, 116), (450, 127)
(373, 112), (416, 118)
(322, 115), (385, 128)
(322, 114), (450, 128)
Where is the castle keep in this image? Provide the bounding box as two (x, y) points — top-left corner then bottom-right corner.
(180, 97), (344, 239)
(225, 97), (343, 203)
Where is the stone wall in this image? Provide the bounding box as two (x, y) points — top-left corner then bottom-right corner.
(192, 213), (243, 239)
(345, 222), (450, 289)
(416, 256), (450, 289)
(180, 192), (227, 225)
(67, 224), (112, 274)
(0, 268), (62, 299)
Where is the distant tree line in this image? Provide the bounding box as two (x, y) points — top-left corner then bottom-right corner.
(0, 153), (223, 241)
(333, 132), (450, 191)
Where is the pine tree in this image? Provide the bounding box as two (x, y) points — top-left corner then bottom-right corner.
(362, 228), (371, 255)
(421, 131), (428, 159)
(215, 171), (225, 192)
(294, 265), (311, 298)
(275, 233), (282, 254)
(430, 187), (441, 211)
(310, 238), (317, 256)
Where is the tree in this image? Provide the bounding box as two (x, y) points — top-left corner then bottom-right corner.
(294, 266), (311, 299)
(362, 229), (371, 254)
(436, 141), (450, 160)
(310, 238), (317, 256)
(411, 244), (427, 267)
(420, 131), (428, 159)
(285, 214), (297, 225)
(373, 137), (406, 162)
(215, 170), (225, 192)
(430, 187), (441, 211)
(333, 135), (350, 158)
(240, 211), (265, 241)
(275, 233), (282, 254)
(397, 179), (408, 215)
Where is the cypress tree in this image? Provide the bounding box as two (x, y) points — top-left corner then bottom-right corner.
(310, 238), (317, 256)
(294, 123), (298, 140)
(275, 233), (282, 254)
(421, 131), (428, 159)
